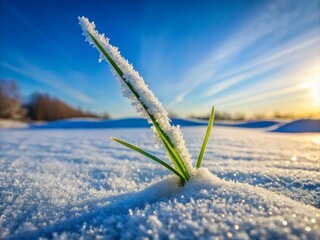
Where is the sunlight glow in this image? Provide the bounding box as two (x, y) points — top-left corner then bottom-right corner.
(299, 62), (320, 108)
(311, 77), (320, 106)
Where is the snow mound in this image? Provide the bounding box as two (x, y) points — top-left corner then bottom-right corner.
(215, 120), (280, 128)
(6, 169), (320, 239)
(271, 119), (320, 133)
(27, 118), (320, 133)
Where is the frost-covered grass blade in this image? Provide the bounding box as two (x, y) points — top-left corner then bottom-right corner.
(85, 29), (189, 181)
(111, 138), (185, 183)
(196, 106), (215, 169)
(78, 16), (216, 184)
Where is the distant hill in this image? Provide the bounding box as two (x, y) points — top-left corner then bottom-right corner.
(2, 117), (319, 133)
(30, 118), (285, 130)
(30, 118), (209, 129)
(270, 119), (320, 133)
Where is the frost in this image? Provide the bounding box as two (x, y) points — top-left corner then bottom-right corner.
(78, 16), (193, 172)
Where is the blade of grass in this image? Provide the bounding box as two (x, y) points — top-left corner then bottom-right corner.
(111, 137), (185, 183)
(196, 106), (215, 169)
(152, 123), (190, 180)
(88, 31), (189, 180)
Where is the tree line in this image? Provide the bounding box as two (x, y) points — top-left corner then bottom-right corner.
(0, 80), (109, 121)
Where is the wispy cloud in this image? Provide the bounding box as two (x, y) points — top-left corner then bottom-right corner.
(170, 0), (320, 107)
(185, 57), (319, 117)
(169, 89), (191, 106)
(214, 59), (319, 109)
(202, 34), (319, 98)
(0, 61), (94, 104)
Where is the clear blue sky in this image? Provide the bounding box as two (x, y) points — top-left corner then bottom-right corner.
(0, 0), (319, 118)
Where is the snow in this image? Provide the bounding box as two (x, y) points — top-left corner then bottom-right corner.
(0, 126), (319, 239)
(271, 119), (320, 133)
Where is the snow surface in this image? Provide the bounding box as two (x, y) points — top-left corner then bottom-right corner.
(0, 126), (319, 239)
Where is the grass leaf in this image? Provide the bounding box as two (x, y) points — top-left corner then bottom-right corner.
(196, 106), (215, 169)
(87, 31), (189, 180)
(111, 137), (185, 183)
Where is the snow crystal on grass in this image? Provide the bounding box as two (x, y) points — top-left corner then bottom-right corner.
(78, 16), (193, 173)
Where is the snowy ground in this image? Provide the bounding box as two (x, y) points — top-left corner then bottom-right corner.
(0, 126), (319, 239)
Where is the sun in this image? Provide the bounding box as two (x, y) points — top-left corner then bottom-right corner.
(305, 73), (320, 107)
(311, 76), (320, 106)
(299, 63), (320, 108)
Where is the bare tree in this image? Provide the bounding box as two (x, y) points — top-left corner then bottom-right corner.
(26, 93), (107, 121)
(0, 80), (26, 120)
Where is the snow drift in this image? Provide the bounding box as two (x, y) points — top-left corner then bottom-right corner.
(6, 169), (320, 239)
(1, 118), (319, 134)
(215, 120), (280, 128)
(271, 119), (320, 133)
(29, 118), (320, 134)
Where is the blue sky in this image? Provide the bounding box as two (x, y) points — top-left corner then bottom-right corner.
(0, 0), (319, 118)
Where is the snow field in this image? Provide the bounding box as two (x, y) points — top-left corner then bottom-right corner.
(0, 126), (319, 239)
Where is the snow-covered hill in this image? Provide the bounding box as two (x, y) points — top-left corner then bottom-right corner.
(2, 118), (319, 133)
(271, 119), (320, 133)
(30, 118), (209, 129)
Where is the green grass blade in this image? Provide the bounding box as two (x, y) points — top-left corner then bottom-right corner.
(152, 123), (190, 180)
(196, 106), (215, 169)
(88, 32), (124, 77)
(111, 137), (185, 183)
(87, 31), (189, 180)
